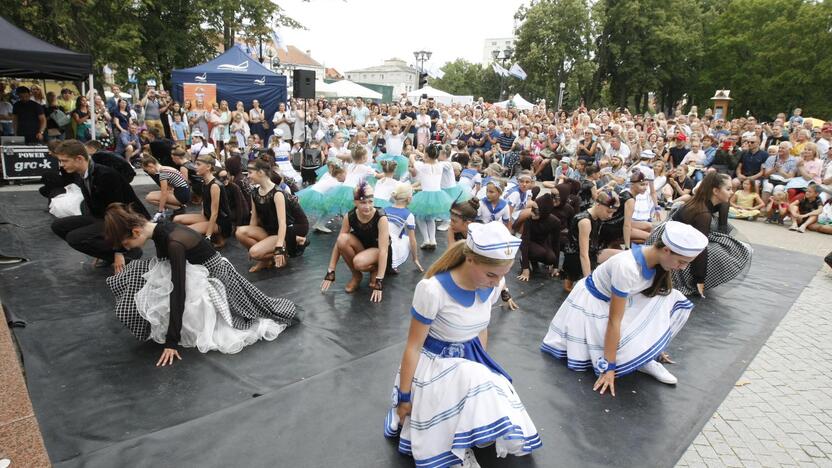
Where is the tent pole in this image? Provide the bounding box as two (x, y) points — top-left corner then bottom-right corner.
(89, 74), (96, 140)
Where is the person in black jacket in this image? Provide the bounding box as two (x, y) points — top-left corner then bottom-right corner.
(50, 139), (150, 273)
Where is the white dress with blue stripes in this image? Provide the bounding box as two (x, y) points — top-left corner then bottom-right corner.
(385, 273), (541, 467)
(386, 206), (416, 269)
(541, 244), (693, 375)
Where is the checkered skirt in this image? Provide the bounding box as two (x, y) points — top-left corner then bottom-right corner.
(646, 219), (752, 295)
(106, 253), (297, 342)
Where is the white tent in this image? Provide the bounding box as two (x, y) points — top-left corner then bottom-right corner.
(327, 80), (382, 99)
(494, 94), (535, 111)
(315, 80), (336, 98)
(407, 85), (473, 105)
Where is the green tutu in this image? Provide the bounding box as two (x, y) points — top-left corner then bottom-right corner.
(442, 184), (471, 204)
(327, 185), (356, 215)
(315, 165), (329, 179)
(373, 198), (392, 209)
(375, 154), (409, 179)
(408, 189), (453, 220)
(297, 187), (336, 219)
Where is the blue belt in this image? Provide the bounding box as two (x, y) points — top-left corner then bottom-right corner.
(423, 335), (512, 383)
(585, 274), (611, 302)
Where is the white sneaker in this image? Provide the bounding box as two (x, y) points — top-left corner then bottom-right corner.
(314, 224), (332, 233)
(637, 360), (678, 385)
(437, 220), (450, 231)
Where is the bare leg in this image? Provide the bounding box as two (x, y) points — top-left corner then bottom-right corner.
(335, 233), (366, 292)
(597, 248), (622, 264)
(173, 213), (207, 226)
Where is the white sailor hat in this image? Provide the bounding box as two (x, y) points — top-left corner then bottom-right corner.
(661, 221), (708, 258)
(466, 223), (521, 260)
(273, 128), (284, 137)
(191, 129), (203, 138)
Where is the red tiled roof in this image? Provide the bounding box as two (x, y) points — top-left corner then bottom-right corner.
(276, 45), (323, 67)
(325, 67), (343, 80)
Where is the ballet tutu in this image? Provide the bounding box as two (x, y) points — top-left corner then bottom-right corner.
(297, 187), (337, 219)
(49, 183), (84, 218)
(107, 253), (298, 352)
(442, 184), (471, 204)
(541, 277), (693, 376)
(326, 184), (357, 216)
(315, 164), (330, 179)
(645, 221), (752, 295)
(390, 232), (410, 269)
(408, 190), (453, 220)
(376, 154), (410, 179)
(374, 198), (392, 209)
(384, 340), (541, 466)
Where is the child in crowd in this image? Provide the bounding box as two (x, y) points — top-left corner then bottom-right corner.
(171, 113), (189, 146)
(478, 179), (511, 229)
(729, 178), (765, 220)
(373, 160), (399, 209)
(765, 188), (789, 224)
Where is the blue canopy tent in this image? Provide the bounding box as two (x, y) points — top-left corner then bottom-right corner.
(171, 45), (286, 124)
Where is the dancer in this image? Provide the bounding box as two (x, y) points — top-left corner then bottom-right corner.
(477, 179), (511, 229)
(457, 156), (483, 198)
(386, 182), (423, 272)
(173, 154), (232, 249)
(373, 160), (399, 209)
(50, 140), (150, 273)
(562, 190), (621, 292)
(296, 162), (346, 233)
(600, 169), (653, 249)
(104, 204), (297, 366)
(384, 222), (541, 467)
(141, 155), (190, 219)
(408, 144), (454, 250)
(235, 159), (310, 272)
(647, 172), (752, 297)
(377, 118), (413, 179)
(320, 182), (390, 303)
(505, 170), (535, 224)
(327, 146), (379, 216)
(517, 193), (561, 281)
(541, 221), (707, 393)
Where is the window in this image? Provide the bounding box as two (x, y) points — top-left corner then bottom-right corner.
(491, 41), (497, 46)
(347, 74), (351, 79)
(380, 74), (384, 79)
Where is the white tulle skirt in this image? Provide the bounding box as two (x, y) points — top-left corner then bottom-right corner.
(136, 259), (286, 354)
(49, 183), (83, 218)
(108, 253), (297, 353)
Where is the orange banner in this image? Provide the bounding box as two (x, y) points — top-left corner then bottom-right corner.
(183, 83), (217, 110)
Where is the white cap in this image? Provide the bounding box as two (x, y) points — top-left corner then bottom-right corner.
(640, 149), (656, 159)
(661, 221), (708, 258)
(560, 157), (571, 164)
(191, 129), (203, 138)
(466, 223), (521, 260)
(273, 128), (284, 137)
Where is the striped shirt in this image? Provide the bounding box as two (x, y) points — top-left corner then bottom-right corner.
(159, 167), (188, 188)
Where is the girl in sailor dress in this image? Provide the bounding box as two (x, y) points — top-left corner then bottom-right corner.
(408, 144), (454, 250)
(296, 163), (346, 233)
(373, 160), (399, 209)
(478, 180), (511, 229)
(439, 148), (470, 204)
(326, 146), (380, 216)
(458, 160), (483, 199)
(503, 170), (535, 225)
(271, 130), (302, 187)
(386, 182), (423, 272)
(385, 223), (540, 467)
(541, 221), (708, 394)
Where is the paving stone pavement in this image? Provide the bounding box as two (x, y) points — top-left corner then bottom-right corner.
(677, 221), (832, 468)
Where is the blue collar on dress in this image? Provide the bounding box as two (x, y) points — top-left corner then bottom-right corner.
(436, 271), (493, 307)
(631, 244), (655, 280)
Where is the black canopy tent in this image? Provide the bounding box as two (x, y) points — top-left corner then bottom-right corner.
(0, 16), (93, 80)
(0, 15), (96, 139)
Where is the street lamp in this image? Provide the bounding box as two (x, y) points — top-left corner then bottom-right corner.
(413, 50), (432, 89)
(492, 47), (514, 100)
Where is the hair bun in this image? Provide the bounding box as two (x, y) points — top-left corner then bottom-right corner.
(467, 197), (480, 210)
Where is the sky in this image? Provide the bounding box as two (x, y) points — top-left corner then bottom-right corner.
(277, 0), (526, 72)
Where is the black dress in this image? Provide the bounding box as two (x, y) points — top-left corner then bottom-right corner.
(106, 221), (298, 351)
(519, 214), (560, 270)
(202, 178), (232, 237)
(599, 189), (633, 247)
(348, 208), (393, 271)
(251, 186), (310, 256)
(562, 210), (603, 281)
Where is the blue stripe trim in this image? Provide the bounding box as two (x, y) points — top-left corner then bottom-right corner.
(611, 285), (628, 298)
(585, 274), (611, 302)
(411, 307), (433, 325)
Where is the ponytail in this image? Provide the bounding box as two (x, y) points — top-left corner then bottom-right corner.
(425, 239), (512, 278)
(104, 203), (148, 248)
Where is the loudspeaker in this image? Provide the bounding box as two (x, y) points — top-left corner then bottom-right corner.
(293, 69), (316, 99)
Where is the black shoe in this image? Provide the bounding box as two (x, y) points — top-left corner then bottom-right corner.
(290, 239), (310, 258)
(825, 251), (832, 269)
(172, 206), (187, 217)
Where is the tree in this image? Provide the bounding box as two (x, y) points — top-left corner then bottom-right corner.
(513, 0), (599, 108)
(431, 59), (501, 101)
(201, 0), (303, 52)
(692, 0), (832, 119)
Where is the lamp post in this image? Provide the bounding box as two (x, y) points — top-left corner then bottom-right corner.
(267, 49), (274, 71)
(413, 50), (432, 89)
(492, 47), (513, 101)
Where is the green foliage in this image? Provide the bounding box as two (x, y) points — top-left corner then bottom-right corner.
(0, 0), (303, 89)
(431, 59), (501, 101)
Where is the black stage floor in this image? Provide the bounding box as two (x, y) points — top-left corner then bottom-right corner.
(0, 187), (820, 468)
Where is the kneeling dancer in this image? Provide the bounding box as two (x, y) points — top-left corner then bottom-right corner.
(104, 203), (297, 366)
(542, 221), (707, 394)
(385, 222), (541, 467)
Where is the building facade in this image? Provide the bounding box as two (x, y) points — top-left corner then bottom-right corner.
(482, 37), (515, 65)
(345, 59), (418, 98)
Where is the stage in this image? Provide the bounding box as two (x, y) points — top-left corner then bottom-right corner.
(0, 187), (820, 467)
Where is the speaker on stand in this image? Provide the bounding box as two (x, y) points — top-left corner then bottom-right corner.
(292, 70), (318, 185)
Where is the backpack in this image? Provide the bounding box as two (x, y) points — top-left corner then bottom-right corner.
(50, 108), (71, 127)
